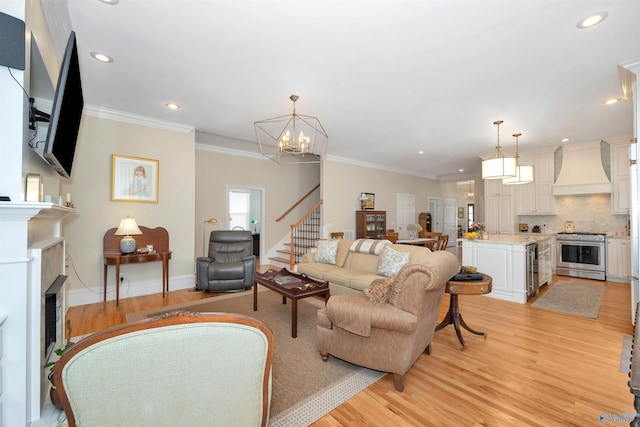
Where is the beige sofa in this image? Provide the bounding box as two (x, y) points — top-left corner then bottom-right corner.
(297, 239), (438, 297)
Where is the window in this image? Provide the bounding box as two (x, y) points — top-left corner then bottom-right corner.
(467, 203), (474, 230)
(229, 190), (250, 231)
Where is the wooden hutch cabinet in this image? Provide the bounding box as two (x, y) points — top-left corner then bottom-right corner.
(356, 210), (387, 239)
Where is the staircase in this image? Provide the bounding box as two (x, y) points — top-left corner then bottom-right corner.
(269, 200), (322, 270)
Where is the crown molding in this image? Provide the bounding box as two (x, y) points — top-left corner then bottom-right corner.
(195, 143), (266, 160)
(325, 154), (437, 181)
(83, 105), (194, 134)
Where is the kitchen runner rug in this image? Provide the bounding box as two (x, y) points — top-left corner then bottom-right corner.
(126, 289), (385, 426)
(531, 280), (605, 318)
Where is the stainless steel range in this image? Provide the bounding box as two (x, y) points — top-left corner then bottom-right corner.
(556, 232), (606, 281)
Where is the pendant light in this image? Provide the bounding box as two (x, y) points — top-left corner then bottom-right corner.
(482, 120), (516, 180)
(503, 133), (534, 185)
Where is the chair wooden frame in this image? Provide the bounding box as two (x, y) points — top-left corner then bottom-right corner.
(54, 312), (274, 427)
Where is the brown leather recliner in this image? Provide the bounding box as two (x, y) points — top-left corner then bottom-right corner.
(196, 230), (256, 292)
(316, 250), (460, 391)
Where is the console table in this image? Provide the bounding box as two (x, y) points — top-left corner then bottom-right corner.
(103, 226), (171, 305)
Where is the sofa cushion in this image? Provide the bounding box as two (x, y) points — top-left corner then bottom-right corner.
(349, 239), (390, 255)
(314, 239), (339, 264)
(376, 245), (410, 277)
(335, 239), (351, 267)
(364, 278), (394, 303)
(324, 268), (370, 288)
(296, 262), (340, 280)
(349, 273), (386, 292)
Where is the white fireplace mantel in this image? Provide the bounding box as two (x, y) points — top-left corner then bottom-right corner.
(0, 201), (75, 425)
(0, 201), (75, 221)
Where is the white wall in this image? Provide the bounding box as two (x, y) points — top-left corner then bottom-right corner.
(321, 159), (443, 234)
(61, 115), (196, 305)
(195, 147), (320, 256)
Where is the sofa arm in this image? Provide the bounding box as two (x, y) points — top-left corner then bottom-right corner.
(326, 294), (417, 337)
(242, 255), (256, 287)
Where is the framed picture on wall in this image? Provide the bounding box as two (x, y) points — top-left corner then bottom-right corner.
(363, 192), (375, 209)
(458, 207), (464, 218)
(111, 155), (159, 203)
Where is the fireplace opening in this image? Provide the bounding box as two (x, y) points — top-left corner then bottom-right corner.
(44, 274), (67, 359)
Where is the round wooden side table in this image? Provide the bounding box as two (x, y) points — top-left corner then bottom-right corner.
(435, 274), (492, 350)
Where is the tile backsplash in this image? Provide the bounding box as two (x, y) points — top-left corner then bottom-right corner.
(519, 194), (628, 235)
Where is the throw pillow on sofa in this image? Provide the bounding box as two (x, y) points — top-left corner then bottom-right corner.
(364, 277), (394, 303)
(314, 239), (339, 264)
(376, 245), (410, 277)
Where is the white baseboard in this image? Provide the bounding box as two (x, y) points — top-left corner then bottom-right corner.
(66, 274), (195, 307)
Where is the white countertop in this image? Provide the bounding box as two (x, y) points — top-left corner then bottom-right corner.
(461, 234), (553, 245)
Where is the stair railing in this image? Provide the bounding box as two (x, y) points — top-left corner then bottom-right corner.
(290, 200), (322, 270)
(276, 183), (320, 222)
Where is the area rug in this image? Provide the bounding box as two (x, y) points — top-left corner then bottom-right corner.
(126, 289), (385, 425)
(531, 280), (605, 318)
(621, 335), (633, 374)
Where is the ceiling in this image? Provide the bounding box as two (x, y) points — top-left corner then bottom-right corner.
(41, 0), (640, 181)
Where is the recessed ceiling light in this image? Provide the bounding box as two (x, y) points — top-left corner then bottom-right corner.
(459, 169), (464, 172)
(90, 52), (113, 63)
(576, 12), (608, 29)
(417, 150), (424, 154)
(561, 138), (569, 142)
(98, 0), (119, 5)
(164, 102), (181, 110)
(602, 97), (621, 105)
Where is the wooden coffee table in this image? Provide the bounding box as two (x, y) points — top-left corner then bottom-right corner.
(254, 268), (329, 338)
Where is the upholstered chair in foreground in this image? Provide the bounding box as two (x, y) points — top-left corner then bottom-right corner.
(196, 230), (256, 292)
(54, 312), (274, 427)
(316, 250), (460, 391)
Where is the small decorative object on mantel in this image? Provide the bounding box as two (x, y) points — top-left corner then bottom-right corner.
(407, 223), (422, 239)
(25, 173), (43, 202)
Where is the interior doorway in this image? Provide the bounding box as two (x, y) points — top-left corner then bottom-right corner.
(443, 198), (457, 247)
(227, 185), (265, 257)
(396, 193), (415, 239)
(428, 197), (441, 233)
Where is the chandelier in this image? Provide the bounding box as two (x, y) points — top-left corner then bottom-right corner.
(254, 95), (328, 164)
(481, 120), (516, 180)
(463, 181), (474, 200)
(502, 133), (534, 185)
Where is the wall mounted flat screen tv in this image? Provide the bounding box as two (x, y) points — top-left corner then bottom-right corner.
(42, 31), (84, 179)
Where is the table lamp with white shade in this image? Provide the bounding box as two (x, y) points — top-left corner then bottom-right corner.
(115, 216), (142, 254)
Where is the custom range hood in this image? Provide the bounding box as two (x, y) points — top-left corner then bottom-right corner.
(552, 140), (611, 196)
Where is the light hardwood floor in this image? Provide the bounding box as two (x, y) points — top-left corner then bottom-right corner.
(67, 263), (635, 426)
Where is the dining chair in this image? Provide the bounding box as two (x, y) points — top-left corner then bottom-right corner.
(436, 234), (449, 250)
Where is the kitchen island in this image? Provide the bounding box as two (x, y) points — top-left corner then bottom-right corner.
(461, 234), (554, 303)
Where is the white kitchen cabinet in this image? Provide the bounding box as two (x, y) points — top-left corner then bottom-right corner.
(484, 180), (514, 234)
(611, 139), (631, 214)
(607, 237), (631, 282)
(516, 148), (556, 215)
(485, 179), (511, 196)
(537, 239), (552, 287)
